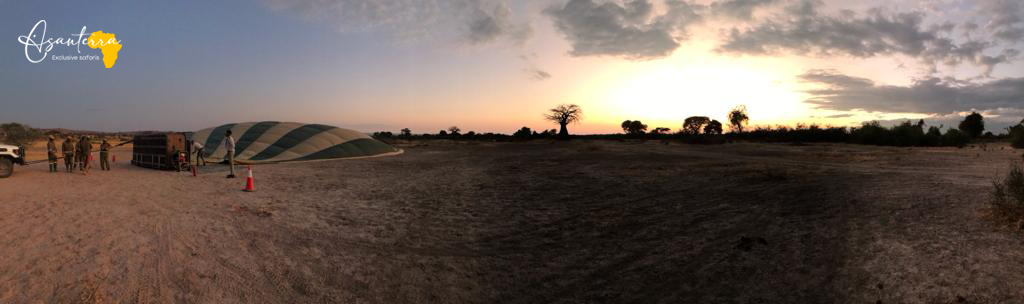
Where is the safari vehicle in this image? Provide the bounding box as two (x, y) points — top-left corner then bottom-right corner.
(0, 143), (26, 178)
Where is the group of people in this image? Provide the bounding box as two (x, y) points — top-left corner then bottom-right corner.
(46, 135), (113, 175)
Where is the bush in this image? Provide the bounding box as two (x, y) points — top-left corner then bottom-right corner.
(1010, 124), (1024, 149)
(942, 128), (970, 147)
(991, 163), (1024, 222)
(0, 123), (41, 146)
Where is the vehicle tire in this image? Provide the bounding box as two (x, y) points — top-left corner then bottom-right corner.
(0, 158), (12, 178)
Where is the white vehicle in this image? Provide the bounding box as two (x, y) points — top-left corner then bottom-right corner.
(0, 143), (26, 178)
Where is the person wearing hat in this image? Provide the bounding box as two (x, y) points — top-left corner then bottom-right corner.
(61, 136), (75, 172)
(46, 135), (58, 173)
(99, 139), (112, 171)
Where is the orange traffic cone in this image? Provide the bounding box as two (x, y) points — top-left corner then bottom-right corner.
(243, 165), (255, 192)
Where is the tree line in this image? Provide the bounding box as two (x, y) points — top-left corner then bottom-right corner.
(377, 104), (1024, 149)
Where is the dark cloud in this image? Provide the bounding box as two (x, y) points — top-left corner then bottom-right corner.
(799, 69), (874, 88)
(719, 0), (1014, 73)
(709, 0), (777, 20)
(544, 0), (701, 59)
(266, 0), (531, 45)
(799, 70), (1024, 115)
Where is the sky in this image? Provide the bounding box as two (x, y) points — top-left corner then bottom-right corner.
(1, 0), (1023, 134)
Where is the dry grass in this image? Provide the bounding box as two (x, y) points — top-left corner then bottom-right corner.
(3, 140), (1024, 303)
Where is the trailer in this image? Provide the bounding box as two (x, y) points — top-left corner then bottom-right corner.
(131, 133), (190, 170)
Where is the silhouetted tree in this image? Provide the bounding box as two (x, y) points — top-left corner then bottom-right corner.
(513, 127), (533, 138)
(447, 126), (461, 136)
(621, 120), (647, 136)
(545, 104), (583, 140)
(958, 112), (985, 138)
(704, 120), (723, 135)
(439, 130), (448, 136)
(400, 128), (412, 137)
(728, 105), (749, 133)
(650, 127), (671, 135)
(682, 116), (711, 135)
(372, 131), (393, 139)
(1010, 119), (1024, 149)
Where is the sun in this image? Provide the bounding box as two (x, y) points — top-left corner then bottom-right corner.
(582, 55), (813, 131)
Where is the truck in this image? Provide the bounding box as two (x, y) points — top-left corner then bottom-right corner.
(0, 143), (26, 178)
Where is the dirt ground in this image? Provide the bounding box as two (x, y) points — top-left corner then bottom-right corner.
(3, 140), (1024, 303)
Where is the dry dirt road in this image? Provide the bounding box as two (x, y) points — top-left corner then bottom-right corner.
(2, 140), (1024, 303)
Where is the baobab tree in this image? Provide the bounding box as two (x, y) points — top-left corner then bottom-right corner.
(728, 105), (749, 133)
(545, 104), (583, 140)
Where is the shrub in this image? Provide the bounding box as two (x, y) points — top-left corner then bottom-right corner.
(513, 127), (533, 138)
(991, 163), (1024, 222)
(1010, 123), (1024, 149)
(942, 128), (970, 147)
(0, 123), (41, 146)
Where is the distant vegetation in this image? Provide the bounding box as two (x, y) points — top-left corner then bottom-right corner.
(371, 105), (1023, 149)
(0, 123), (42, 146)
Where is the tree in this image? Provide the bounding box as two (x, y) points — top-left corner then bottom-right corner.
(513, 127), (533, 138)
(621, 120), (647, 136)
(1010, 119), (1024, 149)
(447, 126), (461, 136)
(400, 128), (412, 137)
(728, 105), (749, 133)
(682, 116), (711, 135)
(0, 123), (40, 146)
(649, 127), (671, 135)
(439, 130), (448, 136)
(958, 111), (985, 138)
(544, 104), (583, 140)
(704, 120), (723, 135)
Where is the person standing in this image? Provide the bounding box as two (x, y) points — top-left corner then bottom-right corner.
(46, 135), (58, 173)
(223, 130), (236, 178)
(61, 136), (75, 172)
(79, 136), (93, 175)
(99, 139), (112, 171)
(75, 136), (84, 171)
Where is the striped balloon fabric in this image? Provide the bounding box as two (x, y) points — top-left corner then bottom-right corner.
(192, 122), (401, 164)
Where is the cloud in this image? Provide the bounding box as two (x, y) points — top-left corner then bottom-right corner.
(709, 0), (777, 20)
(544, 0), (702, 59)
(265, 0), (531, 45)
(977, 0), (1024, 42)
(525, 68), (552, 80)
(719, 0), (1015, 74)
(799, 69), (1024, 115)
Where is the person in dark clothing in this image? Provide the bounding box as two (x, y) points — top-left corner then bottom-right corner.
(99, 139), (112, 171)
(46, 136), (58, 173)
(79, 136), (93, 175)
(61, 137), (75, 172)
